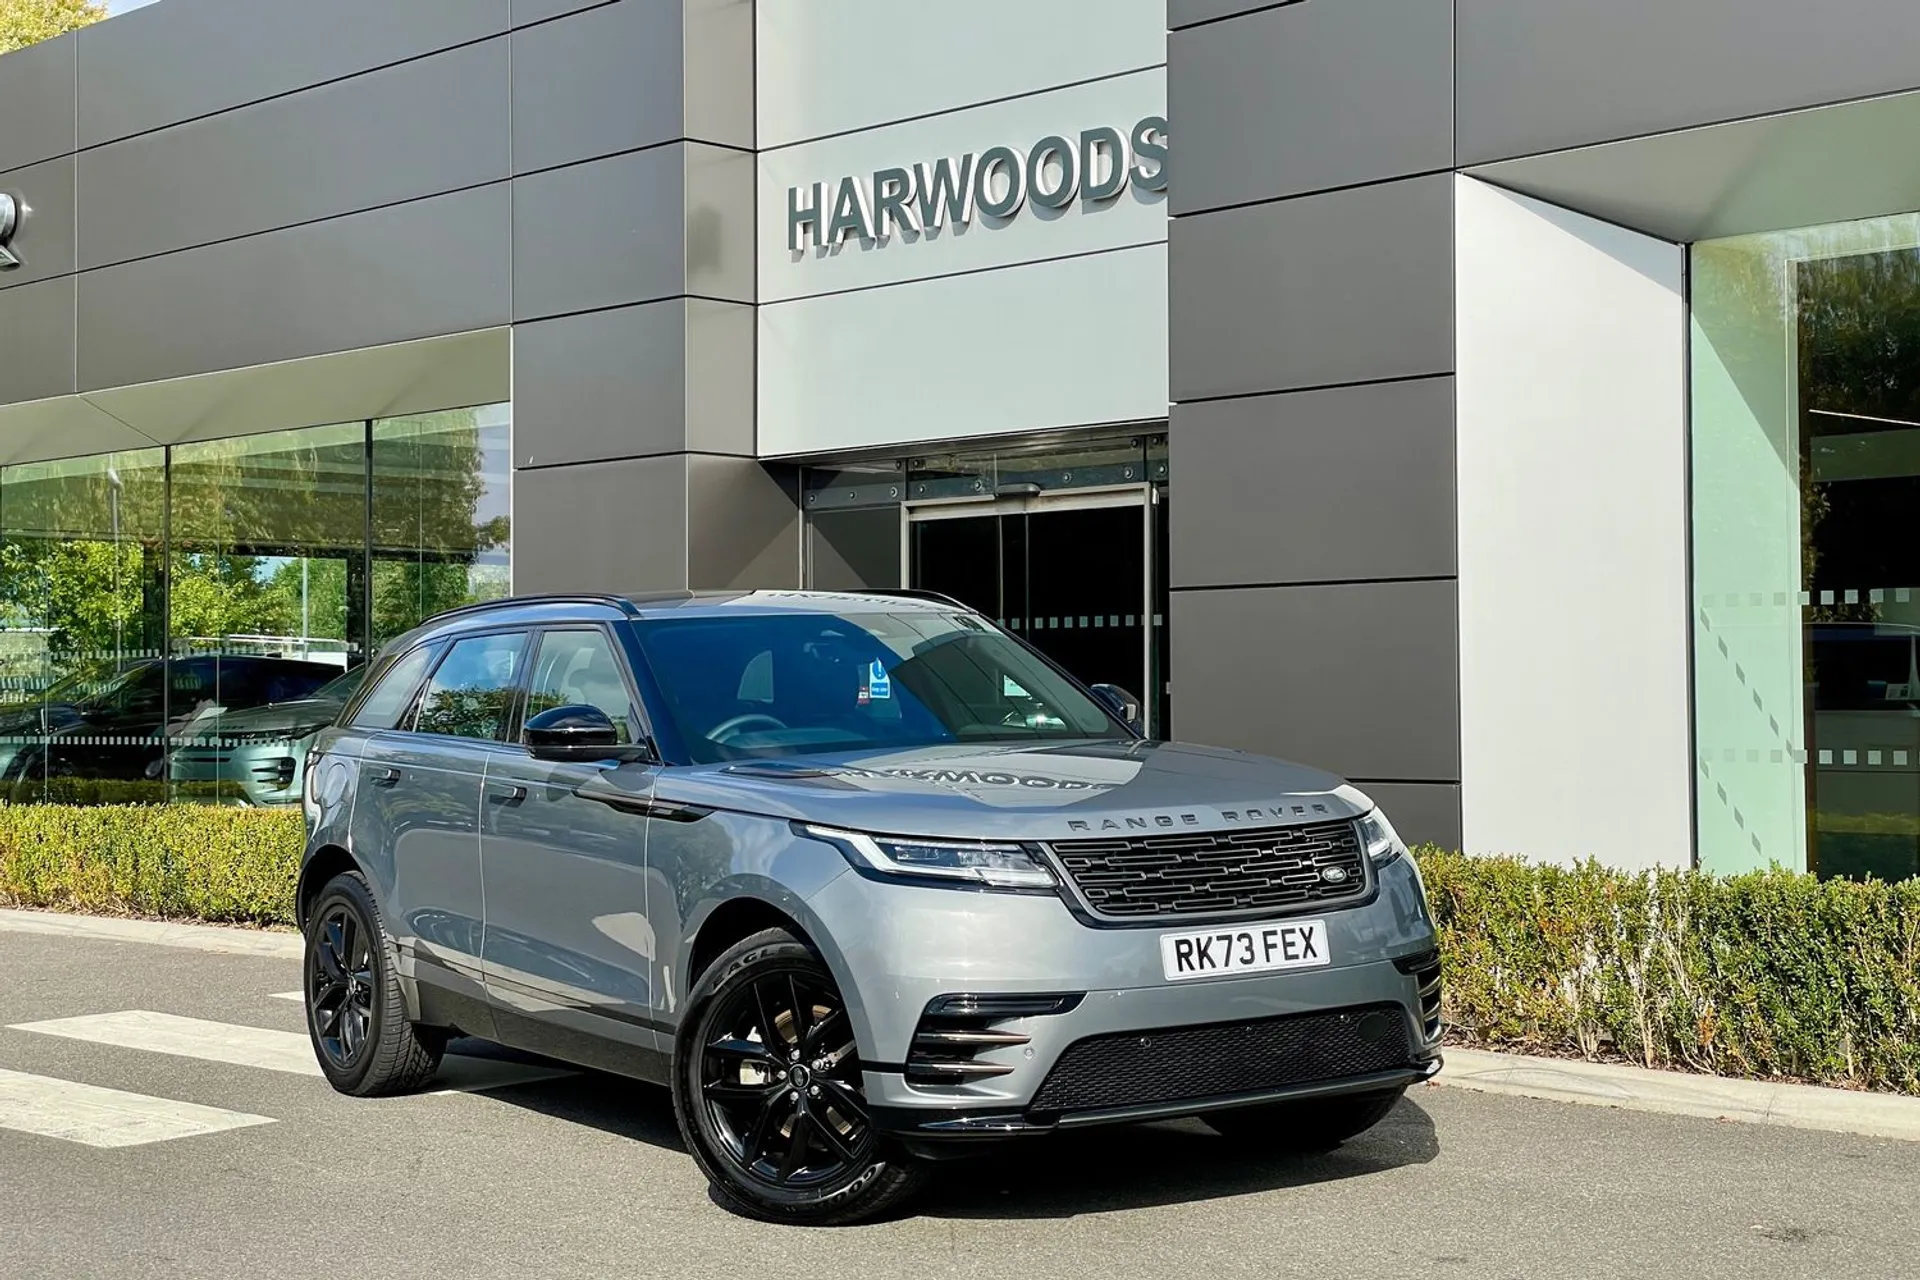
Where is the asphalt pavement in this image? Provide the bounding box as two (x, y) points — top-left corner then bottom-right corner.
(3, 924), (1919, 1280)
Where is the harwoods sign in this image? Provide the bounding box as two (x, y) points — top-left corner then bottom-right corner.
(787, 116), (1169, 253)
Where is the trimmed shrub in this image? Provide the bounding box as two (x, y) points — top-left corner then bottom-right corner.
(1418, 848), (1920, 1094)
(0, 803), (303, 925)
(6, 803), (1920, 1094)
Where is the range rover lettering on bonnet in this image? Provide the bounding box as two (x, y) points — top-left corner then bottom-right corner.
(1064, 803), (1334, 833)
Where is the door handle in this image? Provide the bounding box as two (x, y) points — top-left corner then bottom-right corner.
(372, 766), (401, 787)
(487, 782), (527, 805)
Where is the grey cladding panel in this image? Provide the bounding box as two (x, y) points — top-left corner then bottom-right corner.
(688, 456), (800, 591)
(511, 0), (686, 174)
(1170, 175), (1453, 402)
(512, 147), (686, 321)
(79, 40), (510, 270)
(511, 0), (612, 26)
(1458, 0), (1920, 164)
(1356, 782), (1461, 852)
(0, 33), (76, 175)
(1170, 580), (1460, 782)
(0, 156), (76, 289)
(513, 145), (754, 321)
(1169, 0), (1304, 27)
(1170, 0), (1451, 214)
(77, 184), (511, 391)
(1171, 378), (1456, 588)
(0, 276), (75, 406)
(512, 301), (694, 468)
(513, 455), (690, 594)
(77, 0), (510, 147)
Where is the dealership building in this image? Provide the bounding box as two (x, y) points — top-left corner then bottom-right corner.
(3, 0), (1920, 881)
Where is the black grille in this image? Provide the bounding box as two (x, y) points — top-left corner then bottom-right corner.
(1028, 1003), (1411, 1116)
(1047, 819), (1367, 919)
(1397, 949), (1444, 1041)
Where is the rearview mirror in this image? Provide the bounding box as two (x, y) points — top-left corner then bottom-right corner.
(524, 704), (628, 762)
(1090, 683), (1144, 734)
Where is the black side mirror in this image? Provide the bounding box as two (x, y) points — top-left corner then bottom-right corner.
(1090, 683), (1144, 734)
(524, 704), (624, 762)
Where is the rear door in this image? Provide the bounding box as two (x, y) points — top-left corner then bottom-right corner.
(479, 625), (661, 1065)
(350, 629), (528, 1030)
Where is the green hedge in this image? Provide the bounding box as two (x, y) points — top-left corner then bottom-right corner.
(6, 804), (1920, 1094)
(1421, 848), (1920, 1094)
(0, 803), (303, 925)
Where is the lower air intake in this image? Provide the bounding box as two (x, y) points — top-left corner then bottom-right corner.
(1027, 1003), (1411, 1116)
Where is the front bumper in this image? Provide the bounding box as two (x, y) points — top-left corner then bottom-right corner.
(802, 852), (1443, 1144)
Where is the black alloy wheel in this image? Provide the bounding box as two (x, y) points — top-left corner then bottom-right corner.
(309, 904), (374, 1070)
(674, 928), (924, 1225)
(302, 870), (446, 1096)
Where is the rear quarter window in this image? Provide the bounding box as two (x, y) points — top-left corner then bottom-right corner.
(349, 645), (440, 730)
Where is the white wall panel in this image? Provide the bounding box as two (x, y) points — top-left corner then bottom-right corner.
(756, 0), (1166, 149)
(758, 244), (1167, 457)
(1455, 176), (1691, 871)
(759, 70), (1167, 303)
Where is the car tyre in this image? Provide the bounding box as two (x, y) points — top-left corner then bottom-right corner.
(1201, 1087), (1405, 1150)
(304, 870), (446, 1096)
(673, 927), (926, 1225)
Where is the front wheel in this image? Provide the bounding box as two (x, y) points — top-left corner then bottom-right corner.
(303, 871), (446, 1096)
(672, 927), (925, 1225)
(1202, 1087), (1405, 1150)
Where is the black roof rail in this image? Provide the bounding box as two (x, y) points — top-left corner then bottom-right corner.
(862, 588), (972, 610)
(419, 593), (640, 625)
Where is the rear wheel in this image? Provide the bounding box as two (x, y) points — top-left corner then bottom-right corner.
(304, 871), (446, 1096)
(672, 927), (925, 1225)
(1202, 1087), (1405, 1150)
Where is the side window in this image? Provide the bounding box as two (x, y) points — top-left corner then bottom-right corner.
(414, 632), (529, 741)
(525, 630), (637, 745)
(351, 645), (440, 730)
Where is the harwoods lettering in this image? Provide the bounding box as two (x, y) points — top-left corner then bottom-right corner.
(788, 116), (1169, 253)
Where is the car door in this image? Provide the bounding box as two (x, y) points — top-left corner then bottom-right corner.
(479, 624), (662, 1065)
(349, 629), (528, 1034)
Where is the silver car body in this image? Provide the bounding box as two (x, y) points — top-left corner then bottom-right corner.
(301, 592), (1442, 1146)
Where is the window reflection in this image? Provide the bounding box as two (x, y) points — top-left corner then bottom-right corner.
(373, 405), (512, 646)
(0, 401), (511, 806)
(1694, 215), (1920, 880)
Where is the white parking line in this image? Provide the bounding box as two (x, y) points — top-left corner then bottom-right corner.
(0, 1068), (274, 1148)
(10, 1011), (322, 1076)
(10, 1010), (576, 1095)
(267, 992), (303, 1003)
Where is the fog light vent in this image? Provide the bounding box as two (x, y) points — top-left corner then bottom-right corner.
(905, 993), (1083, 1086)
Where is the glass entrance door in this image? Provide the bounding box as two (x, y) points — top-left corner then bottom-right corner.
(909, 490), (1164, 735)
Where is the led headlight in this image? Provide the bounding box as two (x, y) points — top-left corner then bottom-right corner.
(802, 825), (1057, 890)
(1356, 808), (1407, 866)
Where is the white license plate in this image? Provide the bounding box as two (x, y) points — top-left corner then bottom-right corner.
(1159, 919), (1330, 982)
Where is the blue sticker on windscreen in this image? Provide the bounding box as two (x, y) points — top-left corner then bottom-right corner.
(868, 659), (892, 699)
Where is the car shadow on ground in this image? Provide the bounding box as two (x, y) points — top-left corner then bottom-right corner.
(458, 1043), (1441, 1219)
(919, 1094), (1441, 1219)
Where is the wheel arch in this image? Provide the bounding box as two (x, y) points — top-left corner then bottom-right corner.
(675, 884), (870, 1057)
(296, 844), (361, 930)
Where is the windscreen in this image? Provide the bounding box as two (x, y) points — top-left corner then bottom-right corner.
(633, 610), (1127, 763)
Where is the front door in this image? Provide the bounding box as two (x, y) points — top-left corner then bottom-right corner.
(478, 626), (662, 1070)
(910, 490), (1165, 735)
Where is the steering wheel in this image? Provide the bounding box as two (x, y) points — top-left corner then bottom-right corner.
(708, 712), (790, 744)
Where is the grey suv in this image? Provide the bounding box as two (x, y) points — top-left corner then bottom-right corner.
(298, 590), (1443, 1224)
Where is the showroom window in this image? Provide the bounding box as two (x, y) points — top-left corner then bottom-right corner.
(0, 403), (510, 805)
(1693, 215), (1920, 880)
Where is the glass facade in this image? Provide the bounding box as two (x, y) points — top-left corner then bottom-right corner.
(1693, 215), (1920, 879)
(0, 404), (510, 805)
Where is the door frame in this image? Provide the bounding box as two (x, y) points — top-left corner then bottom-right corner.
(903, 484), (1162, 735)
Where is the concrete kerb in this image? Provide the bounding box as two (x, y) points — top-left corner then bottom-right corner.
(0, 907), (302, 959)
(1434, 1047), (1920, 1144)
(7, 907), (1920, 1145)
